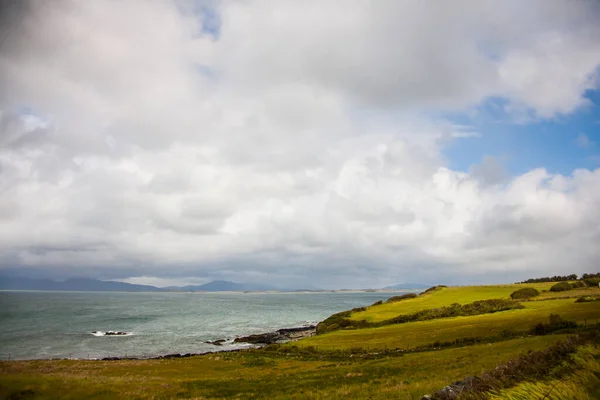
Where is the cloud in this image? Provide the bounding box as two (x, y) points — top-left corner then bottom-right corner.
(576, 133), (593, 148)
(469, 156), (509, 186)
(0, 1), (600, 287)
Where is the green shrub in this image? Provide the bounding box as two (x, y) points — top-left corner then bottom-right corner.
(530, 314), (578, 335)
(317, 298), (523, 334)
(323, 323), (340, 333)
(382, 298), (524, 326)
(371, 300), (383, 306)
(510, 287), (540, 300)
(550, 281), (572, 292)
(575, 296), (600, 303)
(583, 278), (600, 287)
(432, 332), (597, 399)
(315, 310), (368, 334)
(419, 285), (447, 295)
(570, 281), (586, 288)
(386, 293), (418, 303)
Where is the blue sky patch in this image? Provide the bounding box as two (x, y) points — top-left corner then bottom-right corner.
(444, 90), (600, 177)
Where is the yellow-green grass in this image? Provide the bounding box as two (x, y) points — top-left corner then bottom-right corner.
(0, 336), (564, 400)
(349, 283), (598, 323)
(535, 285), (600, 300)
(487, 344), (600, 400)
(296, 299), (600, 351)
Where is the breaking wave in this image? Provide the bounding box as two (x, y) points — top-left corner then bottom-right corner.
(91, 331), (133, 337)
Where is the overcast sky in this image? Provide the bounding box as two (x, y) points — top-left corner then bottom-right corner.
(1, 0), (600, 288)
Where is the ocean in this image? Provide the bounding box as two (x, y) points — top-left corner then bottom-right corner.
(0, 290), (403, 360)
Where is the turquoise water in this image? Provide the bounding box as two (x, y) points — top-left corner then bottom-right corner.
(0, 291), (401, 360)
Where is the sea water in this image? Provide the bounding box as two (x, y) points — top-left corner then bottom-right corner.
(0, 290), (403, 360)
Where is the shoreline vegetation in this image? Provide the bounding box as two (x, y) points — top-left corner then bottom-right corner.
(2, 276), (600, 399)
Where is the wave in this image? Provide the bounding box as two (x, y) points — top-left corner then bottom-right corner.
(91, 330), (133, 337)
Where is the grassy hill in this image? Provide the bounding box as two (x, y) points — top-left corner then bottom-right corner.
(348, 283), (556, 323)
(1, 282), (600, 399)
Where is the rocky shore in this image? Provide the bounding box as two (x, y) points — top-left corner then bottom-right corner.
(206, 324), (316, 346)
(95, 324), (316, 361)
(231, 325), (316, 345)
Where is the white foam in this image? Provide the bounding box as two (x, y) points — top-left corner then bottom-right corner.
(90, 331), (133, 337)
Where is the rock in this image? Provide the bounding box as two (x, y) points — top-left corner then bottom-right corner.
(234, 332), (281, 345)
(105, 331), (128, 336)
(437, 385), (460, 399)
(420, 396), (432, 400)
(432, 376), (478, 399)
(277, 326), (316, 340)
(205, 339), (227, 346)
(233, 325), (317, 345)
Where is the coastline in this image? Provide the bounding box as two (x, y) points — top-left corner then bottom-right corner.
(4, 323), (318, 362)
(103, 324), (317, 361)
(1, 290), (405, 361)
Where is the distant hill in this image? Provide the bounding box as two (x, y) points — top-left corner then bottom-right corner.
(382, 283), (430, 290)
(172, 280), (280, 292)
(0, 276), (161, 292)
(0, 276), (280, 292)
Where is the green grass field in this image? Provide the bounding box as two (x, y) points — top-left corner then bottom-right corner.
(0, 336), (566, 400)
(297, 299), (600, 350)
(349, 283), (595, 323)
(2, 282), (600, 399)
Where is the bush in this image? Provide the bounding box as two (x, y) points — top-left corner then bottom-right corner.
(371, 300), (383, 306)
(317, 297), (523, 334)
(510, 287), (540, 300)
(315, 310), (369, 334)
(550, 282), (573, 292)
(530, 314), (578, 335)
(419, 285), (447, 295)
(575, 296), (600, 303)
(581, 273), (600, 280)
(583, 278), (600, 287)
(518, 274), (577, 283)
(570, 281), (586, 288)
(383, 298), (524, 326)
(323, 323), (340, 333)
(386, 293), (418, 303)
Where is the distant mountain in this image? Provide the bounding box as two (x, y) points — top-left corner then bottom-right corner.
(382, 283), (430, 290)
(0, 276), (161, 292)
(172, 280), (280, 292)
(0, 277), (280, 292)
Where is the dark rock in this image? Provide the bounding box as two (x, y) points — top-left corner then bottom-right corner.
(233, 325), (316, 345)
(432, 376), (479, 399)
(205, 339), (227, 346)
(234, 332), (281, 345)
(162, 353), (183, 359)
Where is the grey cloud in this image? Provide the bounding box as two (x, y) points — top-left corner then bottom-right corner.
(0, 1), (600, 288)
(215, 0), (600, 115)
(469, 156), (509, 185)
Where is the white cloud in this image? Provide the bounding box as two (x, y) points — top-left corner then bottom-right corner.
(0, 1), (600, 287)
(576, 133), (593, 148)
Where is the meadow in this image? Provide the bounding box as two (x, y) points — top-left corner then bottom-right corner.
(298, 297), (600, 350)
(348, 283), (588, 323)
(0, 336), (567, 400)
(1, 282), (599, 399)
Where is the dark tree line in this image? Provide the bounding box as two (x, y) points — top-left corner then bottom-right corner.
(517, 272), (599, 284)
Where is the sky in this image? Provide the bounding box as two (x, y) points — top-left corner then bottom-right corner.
(1, 0), (600, 289)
